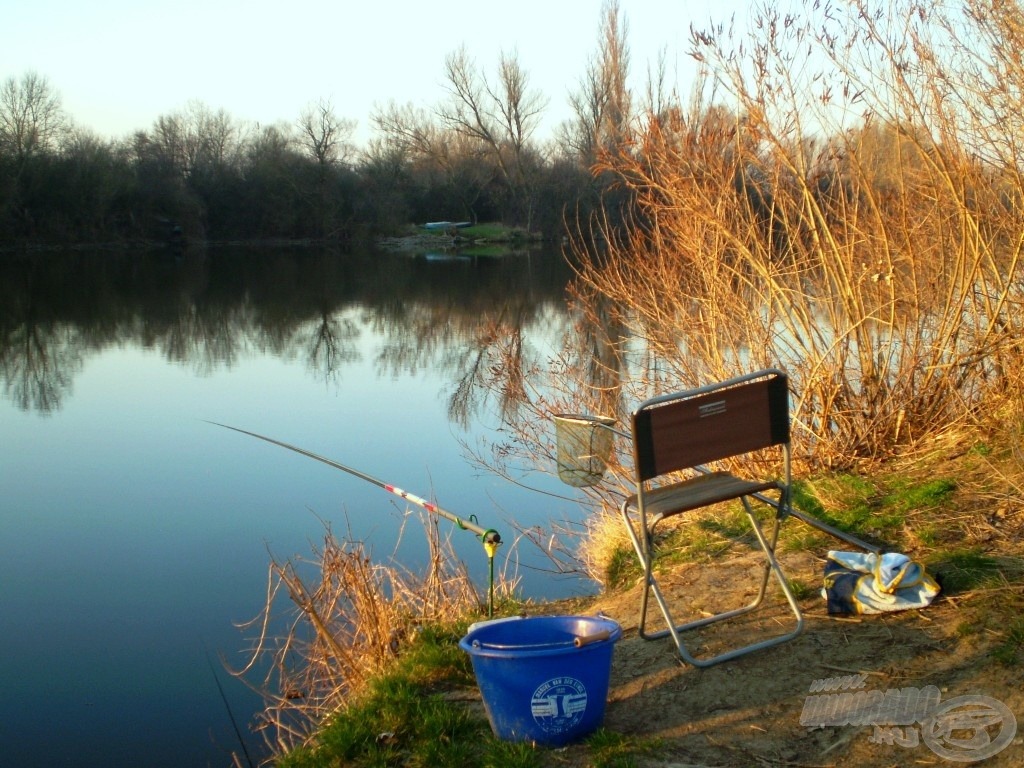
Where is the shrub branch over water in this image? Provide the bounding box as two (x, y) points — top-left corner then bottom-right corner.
(564, 0), (1024, 468)
(460, 1), (1024, 584)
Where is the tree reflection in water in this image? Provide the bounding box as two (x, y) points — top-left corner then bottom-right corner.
(0, 246), (574, 423)
(0, 242), (601, 768)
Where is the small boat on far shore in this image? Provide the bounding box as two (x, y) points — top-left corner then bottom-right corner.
(421, 221), (472, 231)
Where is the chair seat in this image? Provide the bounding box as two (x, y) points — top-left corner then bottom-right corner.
(624, 470), (781, 522)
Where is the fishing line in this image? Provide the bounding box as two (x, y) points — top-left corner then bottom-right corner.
(201, 638), (254, 768)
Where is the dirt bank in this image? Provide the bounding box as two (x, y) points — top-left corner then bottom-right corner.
(532, 550), (1024, 766)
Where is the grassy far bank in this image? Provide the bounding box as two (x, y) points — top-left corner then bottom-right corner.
(374, 222), (543, 255)
(252, 422), (1024, 768)
(446, 223), (537, 242)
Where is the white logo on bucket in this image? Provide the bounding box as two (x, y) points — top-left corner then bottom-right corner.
(531, 676), (588, 734)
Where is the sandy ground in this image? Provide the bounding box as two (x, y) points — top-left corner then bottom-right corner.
(558, 550), (1024, 767)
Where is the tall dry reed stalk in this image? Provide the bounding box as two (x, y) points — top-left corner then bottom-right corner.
(470, 1), (1024, 583)
(569, 0), (1024, 468)
(230, 512), (496, 757)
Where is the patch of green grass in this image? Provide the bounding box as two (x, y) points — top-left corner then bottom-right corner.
(605, 546), (641, 590)
(612, 502), (793, 585)
(275, 620), (650, 768)
(606, 504), (763, 588)
(992, 618), (1024, 666)
(786, 474), (957, 547)
(670, 525), (734, 562)
(277, 622), (491, 768)
(925, 548), (1002, 593)
(460, 222), (532, 240)
(789, 475), (883, 536)
(915, 523), (942, 546)
(478, 740), (544, 768)
(697, 506), (753, 541)
(955, 617), (982, 638)
(891, 477), (957, 512)
(779, 524), (832, 553)
(603, 524), (726, 590)
(460, 223), (505, 238)
(584, 729), (662, 768)
(790, 475), (862, 516)
(787, 577), (818, 601)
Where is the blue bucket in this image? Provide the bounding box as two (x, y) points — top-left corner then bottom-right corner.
(459, 615), (622, 745)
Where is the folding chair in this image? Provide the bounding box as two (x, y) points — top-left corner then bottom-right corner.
(619, 368), (873, 667)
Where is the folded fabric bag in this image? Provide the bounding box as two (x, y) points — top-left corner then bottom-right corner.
(822, 551), (941, 615)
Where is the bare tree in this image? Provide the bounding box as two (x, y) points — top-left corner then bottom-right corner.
(373, 101), (443, 162)
(298, 98), (355, 169)
(186, 101), (242, 171)
(374, 49), (546, 228)
(297, 99), (356, 237)
(136, 101), (245, 182)
(562, 0), (632, 164)
(150, 113), (188, 177)
(373, 100), (490, 223)
(438, 46), (547, 228)
(0, 71), (67, 162)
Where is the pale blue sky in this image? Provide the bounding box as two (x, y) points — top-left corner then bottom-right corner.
(1, 0), (752, 144)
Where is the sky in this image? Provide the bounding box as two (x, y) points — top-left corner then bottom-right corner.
(1, 0), (751, 146)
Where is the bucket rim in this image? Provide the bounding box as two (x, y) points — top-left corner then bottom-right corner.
(459, 615), (622, 658)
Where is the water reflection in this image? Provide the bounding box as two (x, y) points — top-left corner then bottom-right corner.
(0, 247), (572, 417)
(0, 245), (583, 768)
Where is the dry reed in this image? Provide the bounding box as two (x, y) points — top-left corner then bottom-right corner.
(468, 1), (1024, 584)
(230, 511), (496, 757)
(610, 0), (1024, 468)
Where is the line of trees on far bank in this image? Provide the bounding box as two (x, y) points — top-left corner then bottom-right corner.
(0, 3), (642, 248)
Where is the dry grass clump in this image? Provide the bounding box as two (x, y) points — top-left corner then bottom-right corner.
(467, 1), (1024, 587)
(563, 1), (1024, 469)
(231, 512), (498, 757)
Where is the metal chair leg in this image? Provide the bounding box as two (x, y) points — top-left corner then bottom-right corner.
(621, 494), (806, 667)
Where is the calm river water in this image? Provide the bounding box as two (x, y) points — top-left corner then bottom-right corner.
(0, 245), (592, 767)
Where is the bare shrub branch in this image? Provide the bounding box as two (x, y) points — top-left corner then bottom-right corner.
(464, 0), (1024, 583)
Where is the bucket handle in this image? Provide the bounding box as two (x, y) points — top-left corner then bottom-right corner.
(472, 629), (612, 651)
(573, 628), (612, 647)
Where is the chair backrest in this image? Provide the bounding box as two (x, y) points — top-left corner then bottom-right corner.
(632, 369), (790, 481)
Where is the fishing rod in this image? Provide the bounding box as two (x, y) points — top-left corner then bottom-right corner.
(208, 421), (502, 616)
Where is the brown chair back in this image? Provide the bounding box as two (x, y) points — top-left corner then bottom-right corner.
(632, 371), (789, 482)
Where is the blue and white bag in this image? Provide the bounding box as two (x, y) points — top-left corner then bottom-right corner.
(823, 551), (941, 615)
